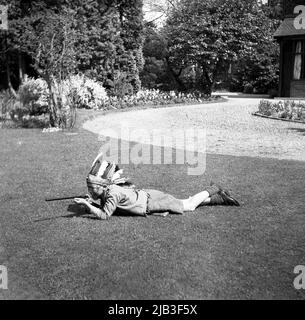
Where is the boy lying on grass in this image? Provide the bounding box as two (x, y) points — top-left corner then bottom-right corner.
(74, 153), (240, 220)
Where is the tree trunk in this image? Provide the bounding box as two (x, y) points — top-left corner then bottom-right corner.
(203, 71), (213, 96)
(3, 33), (17, 98)
(203, 61), (222, 96)
(6, 61), (17, 98)
(18, 51), (25, 85)
(165, 57), (186, 91)
(45, 74), (60, 127)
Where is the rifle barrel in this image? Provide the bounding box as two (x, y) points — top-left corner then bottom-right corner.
(45, 195), (86, 202)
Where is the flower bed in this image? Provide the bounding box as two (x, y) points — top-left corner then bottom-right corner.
(104, 89), (217, 110)
(1, 75), (221, 129)
(254, 100), (305, 122)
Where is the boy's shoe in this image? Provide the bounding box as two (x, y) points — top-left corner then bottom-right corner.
(219, 190), (240, 206)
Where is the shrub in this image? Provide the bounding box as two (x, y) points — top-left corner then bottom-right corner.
(19, 74), (109, 112)
(64, 74), (108, 110)
(2, 83), (220, 128)
(17, 76), (215, 113)
(257, 100), (305, 121)
(18, 77), (49, 115)
(9, 75), (108, 128)
(9, 102), (28, 122)
(0, 90), (16, 119)
(243, 83), (254, 94)
(258, 100), (273, 116)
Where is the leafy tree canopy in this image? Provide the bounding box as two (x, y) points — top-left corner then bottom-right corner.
(163, 0), (280, 94)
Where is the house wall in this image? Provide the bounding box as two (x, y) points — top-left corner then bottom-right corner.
(277, 1), (305, 97)
(280, 39), (305, 97)
(290, 80), (305, 96)
(281, 40), (294, 96)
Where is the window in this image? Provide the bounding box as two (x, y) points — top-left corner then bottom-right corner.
(293, 40), (305, 80)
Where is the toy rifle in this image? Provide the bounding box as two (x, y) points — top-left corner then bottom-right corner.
(45, 195), (88, 202)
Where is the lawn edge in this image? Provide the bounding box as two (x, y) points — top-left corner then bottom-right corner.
(252, 112), (305, 124)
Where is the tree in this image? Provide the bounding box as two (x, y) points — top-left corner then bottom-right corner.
(1, 0), (68, 92)
(2, 0), (145, 100)
(163, 0), (280, 95)
(227, 1), (281, 93)
(143, 0), (179, 25)
(115, 0), (144, 95)
(231, 17), (280, 93)
(17, 3), (77, 126)
(69, 0), (144, 96)
(0, 0), (23, 95)
(140, 21), (169, 89)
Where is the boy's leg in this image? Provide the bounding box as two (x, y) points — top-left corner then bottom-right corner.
(145, 189), (185, 215)
(182, 185), (220, 211)
(146, 184), (239, 215)
(197, 194), (224, 207)
(182, 184), (240, 211)
(201, 197), (211, 205)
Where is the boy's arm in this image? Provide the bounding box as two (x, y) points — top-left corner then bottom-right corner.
(74, 198), (108, 220)
(74, 190), (120, 220)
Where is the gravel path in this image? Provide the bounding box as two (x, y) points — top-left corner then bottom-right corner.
(83, 98), (305, 162)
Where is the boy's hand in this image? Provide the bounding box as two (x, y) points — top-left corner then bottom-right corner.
(74, 198), (89, 206)
(85, 194), (94, 203)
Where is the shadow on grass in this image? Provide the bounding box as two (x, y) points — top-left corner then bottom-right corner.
(288, 127), (305, 136)
(33, 204), (99, 223)
(34, 201), (147, 224)
(0, 118), (49, 129)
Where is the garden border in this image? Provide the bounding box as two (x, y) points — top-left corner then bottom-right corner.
(252, 112), (305, 124)
(1, 96), (228, 130)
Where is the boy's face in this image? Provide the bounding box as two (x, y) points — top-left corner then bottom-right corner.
(88, 184), (106, 200)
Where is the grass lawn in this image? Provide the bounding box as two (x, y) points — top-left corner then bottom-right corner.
(1, 112), (305, 300)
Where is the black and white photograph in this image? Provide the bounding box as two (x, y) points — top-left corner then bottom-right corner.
(0, 0), (305, 304)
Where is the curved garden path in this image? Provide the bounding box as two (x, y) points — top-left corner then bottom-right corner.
(84, 98), (305, 162)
